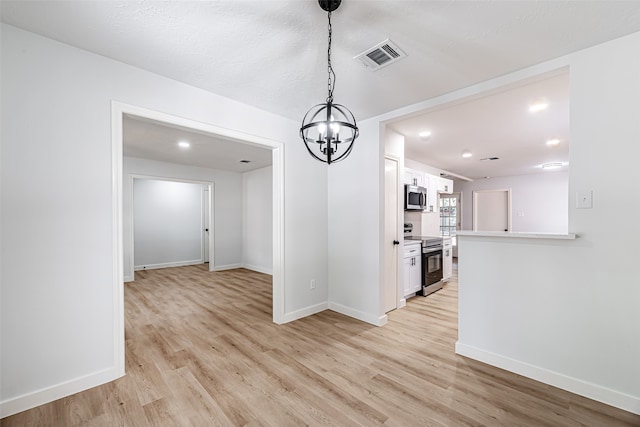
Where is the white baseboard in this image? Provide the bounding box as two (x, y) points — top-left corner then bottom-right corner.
(0, 366), (122, 418)
(282, 302), (328, 323)
(328, 302), (387, 326)
(134, 259), (202, 271)
(123, 274), (134, 283)
(455, 342), (640, 416)
(241, 263), (273, 275)
(212, 263), (242, 271)
(399, 298), (407, 308)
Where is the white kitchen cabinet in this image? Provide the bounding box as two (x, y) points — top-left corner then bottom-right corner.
(442, 237), (453, 281)
(403, 243), (422, 297)
(425, 174), (439, 213)
(404, 168), (425, 187)
(438, 177), (453, 194)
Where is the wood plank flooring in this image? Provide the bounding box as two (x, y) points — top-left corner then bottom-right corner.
(3, 262), (639, 426)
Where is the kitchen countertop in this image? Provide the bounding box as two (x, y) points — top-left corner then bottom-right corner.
(404, 235), (442, 244)
(457, 231), (576, 240)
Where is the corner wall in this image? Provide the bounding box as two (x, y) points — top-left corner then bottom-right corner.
(123, 157), (244, 279)
(455, 31), (640, 414)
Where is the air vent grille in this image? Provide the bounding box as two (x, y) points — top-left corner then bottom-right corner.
(354, 39), (407, 71)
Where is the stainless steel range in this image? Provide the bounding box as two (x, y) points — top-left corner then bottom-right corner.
(405, 232), (444, 297)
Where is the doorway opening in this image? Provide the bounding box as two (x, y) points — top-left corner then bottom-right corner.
(130, 176), (214, 275)
(111, 102), (286, 377)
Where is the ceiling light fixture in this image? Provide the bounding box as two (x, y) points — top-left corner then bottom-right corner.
(546, 138), (560, 146)
(542, 162), (564, 169)
(529, 102), (549, 113)
(300, 0), (358, 164)
(462, 150), (472, 158)
(419, 130), (432, 139)
(178, 141), (191, 149)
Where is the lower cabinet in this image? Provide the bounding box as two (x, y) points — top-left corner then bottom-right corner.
(443, 237), (453, 281)
(403, 243), (422, 298)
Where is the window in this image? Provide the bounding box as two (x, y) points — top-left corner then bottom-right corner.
(440, 193), (460, 245)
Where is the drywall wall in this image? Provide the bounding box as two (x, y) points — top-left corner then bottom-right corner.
(1, 23), (328, 416)
(123, 157), (243, 279)
(455, 172), (568, 233)
(242, 167), (273, 274)
(133, 179), (204, 270)
(328, 117), (385, 325)
(455, 32), (640, 414)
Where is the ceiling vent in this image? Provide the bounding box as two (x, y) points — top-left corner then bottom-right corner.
(480, 157), (500, 161)
(354, 39), (407, 71)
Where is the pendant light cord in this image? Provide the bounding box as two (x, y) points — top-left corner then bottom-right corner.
(326, 10), (336, 103)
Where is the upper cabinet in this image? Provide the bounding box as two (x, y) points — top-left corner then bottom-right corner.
(438, 177), (453, 194)
(404, 168), (425, 187)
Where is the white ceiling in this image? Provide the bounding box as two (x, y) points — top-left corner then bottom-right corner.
(389, 71), (570, 179)
(2, 1), (640, 174)
(124, 115), (272, 173)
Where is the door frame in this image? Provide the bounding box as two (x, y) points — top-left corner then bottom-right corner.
(384, 154), (403, 311)
(111, 101), (286, 377)
(127, 175), (215, 278)
(472, 189), (512, 232)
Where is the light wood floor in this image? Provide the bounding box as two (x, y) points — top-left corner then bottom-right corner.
(3, 262), (639, 426)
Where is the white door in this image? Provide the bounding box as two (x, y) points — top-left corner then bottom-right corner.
(203, 187), (210, 263)
(473, 189), (511, 232)
(384, 157), (400, 313)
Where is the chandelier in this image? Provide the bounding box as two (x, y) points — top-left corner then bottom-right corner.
(300, 0), (359, 164)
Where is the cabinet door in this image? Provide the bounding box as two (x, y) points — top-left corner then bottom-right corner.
(403, 257), (413, 296)
(426, 175), (438, 213)
(438, 177), (453, 194)
(443, 248), (452, 280)
(404, 168), (425, 187)
(410, 256), (422, 293)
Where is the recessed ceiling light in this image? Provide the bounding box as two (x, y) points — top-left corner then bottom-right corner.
(541, 162), (564, 169)
(462, 150), (472, 158)
(178, 141), (191, 149)
(419, 130), (432, 139)
(546, 138), (560, 146)
(529, 102), (548, 113)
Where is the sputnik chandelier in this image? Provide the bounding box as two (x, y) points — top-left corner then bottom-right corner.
(300, 0), (359, 164)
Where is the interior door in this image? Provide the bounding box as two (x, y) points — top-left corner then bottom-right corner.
(384, 157), (400, 313)
(473, 189), (511, 232)
(203, 187), (210, 263)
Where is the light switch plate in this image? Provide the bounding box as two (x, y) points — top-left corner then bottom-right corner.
(576, 190), (593, 209)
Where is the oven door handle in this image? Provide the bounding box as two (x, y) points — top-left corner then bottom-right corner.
(423, 247), (443, 254)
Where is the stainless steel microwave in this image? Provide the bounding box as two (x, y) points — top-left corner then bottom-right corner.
(405, 184), (427, 211)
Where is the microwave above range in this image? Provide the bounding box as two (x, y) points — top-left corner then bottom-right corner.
(404, 184), (427, 211)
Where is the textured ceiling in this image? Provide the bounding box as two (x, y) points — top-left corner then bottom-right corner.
(3, 1), (640, 122)
(2, 1), (640, 176)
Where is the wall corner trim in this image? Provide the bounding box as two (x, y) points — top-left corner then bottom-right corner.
(455, 341), (640, 416)
(328, 302), (388, 326)
(282, 302), (329, 324)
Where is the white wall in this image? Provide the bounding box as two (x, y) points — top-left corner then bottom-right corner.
(455, 171), (568, 233)
(123, 157), (243, 279)
(455, 32), (640, 414)
(133, 179), (204, 270)
(327, 118), (386, 325)
(1, 24), (328, 416)
(242, 167), (273, 274)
